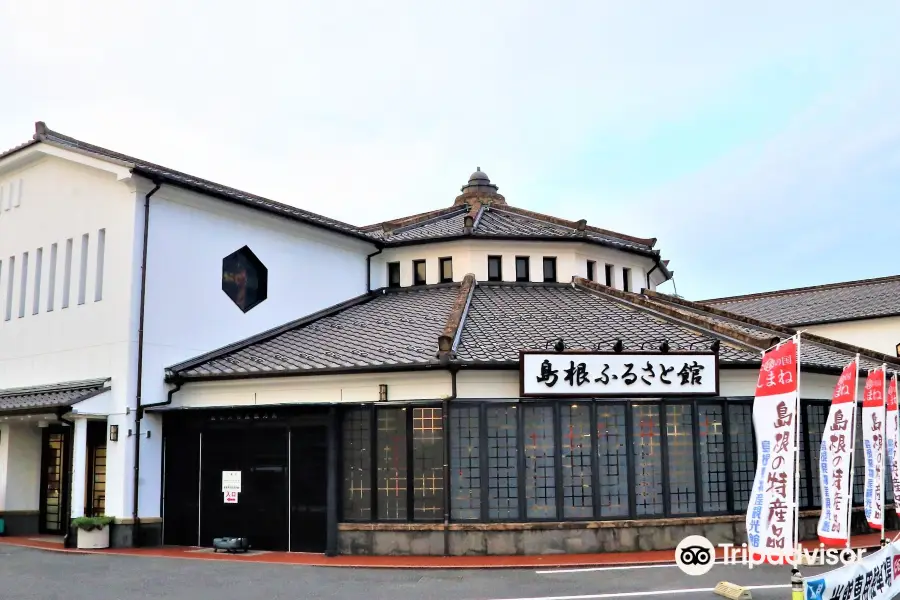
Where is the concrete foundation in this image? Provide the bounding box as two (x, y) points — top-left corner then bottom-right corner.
(0, 511), (40, 536)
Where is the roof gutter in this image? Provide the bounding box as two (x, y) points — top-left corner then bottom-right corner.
(366, 248), (383, 293)
(132, 181), (161, 547)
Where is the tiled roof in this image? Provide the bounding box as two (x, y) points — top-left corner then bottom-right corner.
(365, 207), (468, 242)
(170, 285), (462, 378)
(1, 123), (373, 243)
(171, 279), (900, 381)
(702, 275), (900, 326)
(0, 379), (110, 413)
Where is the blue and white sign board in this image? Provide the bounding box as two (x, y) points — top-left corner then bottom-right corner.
(804, 541), (900, 600)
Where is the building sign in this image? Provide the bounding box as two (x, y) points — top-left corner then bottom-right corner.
(863, 368), (886, 531)
(817, 359), (857, 546)
(519, 351), (718, 397)
(224, 490), (239, 504)
(747, 338), (799, 562)
(222, 470), (242, 493)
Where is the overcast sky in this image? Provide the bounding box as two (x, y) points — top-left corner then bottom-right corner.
(1, 2), (897, 299)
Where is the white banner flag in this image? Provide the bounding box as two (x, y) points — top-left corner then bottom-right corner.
(804, 540), (899, 600)
(747, 338), (799, 561)
(817, 359), (858, 546)
(863, 367), (887, 531)
(887, 374), (900, 509)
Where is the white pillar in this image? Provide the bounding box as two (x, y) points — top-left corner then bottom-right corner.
(70, 419), (88, 518)
(0, 423), (9, 511)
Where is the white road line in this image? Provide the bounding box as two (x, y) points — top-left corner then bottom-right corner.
(487, 584), (789, 600)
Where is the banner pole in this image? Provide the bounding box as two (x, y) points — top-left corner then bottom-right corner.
(845, 354), (860, 551)
(882, 364), (887, 547)
(793, 333), (802, 559)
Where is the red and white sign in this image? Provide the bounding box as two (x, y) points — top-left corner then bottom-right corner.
(224, 490), (239, 504)
(747, 338), (799, 561)
(817, 359), (858, 546)
(887, 375), (900, 515)
(863, 368), (886, 531)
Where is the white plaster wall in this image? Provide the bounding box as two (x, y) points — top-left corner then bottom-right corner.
(0, 425), (42, 511)
(805, 317), (900, 357)
(169, 370), (452, 409)
(371, 240), (655, 290)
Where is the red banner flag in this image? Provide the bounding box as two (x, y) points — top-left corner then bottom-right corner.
(863, 368), (886, 530)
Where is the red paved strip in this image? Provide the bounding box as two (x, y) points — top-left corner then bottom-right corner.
(0, 532), (896, 569)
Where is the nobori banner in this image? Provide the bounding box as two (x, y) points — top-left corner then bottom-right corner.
(519, 351), (718, 397)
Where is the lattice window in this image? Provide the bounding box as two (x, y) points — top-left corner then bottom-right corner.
(666, 404), (696, 515)
(90, 446), (107, 516)
(632, 404), (663, 516)
(450, 406), (481, 520)
(524, 405), (556, 519)
(698, 404), (727, 513)
(342, 408), (372, 520)
(596, 404), (628, 517)
(560, 404), (592, 518)
(376, 408), (407, 520)
(728, 403), (755, 511)
(413, 407), (444, 520)
(805, 403), (828, 508)
(487, 405), (519, 520)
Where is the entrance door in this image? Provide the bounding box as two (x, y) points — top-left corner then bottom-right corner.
(290, 422), (328, 552)
(199, 427), (289, 551)
(40, 428), (71, 535)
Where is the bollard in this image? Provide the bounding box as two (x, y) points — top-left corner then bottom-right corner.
(791, 567), (803, 600)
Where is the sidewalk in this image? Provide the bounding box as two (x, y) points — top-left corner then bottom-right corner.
(0, 531), (895, 569)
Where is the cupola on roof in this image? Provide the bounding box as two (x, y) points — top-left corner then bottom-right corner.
(460, 167), (500, 195)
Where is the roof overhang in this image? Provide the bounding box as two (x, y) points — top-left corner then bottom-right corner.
(0, 378), (112, 416)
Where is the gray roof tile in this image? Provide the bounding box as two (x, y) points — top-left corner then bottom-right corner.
(703, 276), (900, 325)
(0, 379), (110, 413)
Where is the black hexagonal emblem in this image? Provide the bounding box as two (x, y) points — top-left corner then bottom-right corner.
(222, 246), (268, 313)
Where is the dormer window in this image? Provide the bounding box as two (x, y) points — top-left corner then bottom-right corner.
(605, 264), (613, 286)
(543, 257), (557, 283)
(622, 267), (631, 292)
(387, 262), (400, 288)
(439, 257), (453, 283)
(586, 260), (596, 282)
(413, 260), (426, 286)
(516, 257), (530, 282)
(487, 256), (502, 281)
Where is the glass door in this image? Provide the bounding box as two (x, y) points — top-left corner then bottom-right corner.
(40, 428), (71, 534)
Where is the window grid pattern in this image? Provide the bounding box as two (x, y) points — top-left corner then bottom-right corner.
(596, 404), (629, 517)
(560, 404), (592, 518)
(666, 404), (696, 515)
(728, 403), (755, 511)
(450, 406), (481, 520)
(805, 403), (827, 508)
(698, 405), (727, 513)
(632, 404), (663, 516)
(524, 406), (556, 518)
(412, 408), (444, 520)
(376, 408), (407, 520)
(487, 406), (519, 520)
(90, 446), (107, 516)
(342, 409), (372, 520)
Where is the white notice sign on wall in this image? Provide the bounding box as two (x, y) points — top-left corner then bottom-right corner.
(520, 351), (719, 397)
(222, 470), (242, 492)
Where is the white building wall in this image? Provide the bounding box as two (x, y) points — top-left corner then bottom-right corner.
(135, 183), (375, 518)
(805, 317), (900, 357)
(371, 240), (656, 290)
(0, 424), (42, 512)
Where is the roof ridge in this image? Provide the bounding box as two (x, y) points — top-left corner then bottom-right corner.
(647, 290), (900, 368)
(0, 377), (111, 398)
(384, 206), (467, 235)
(166, 291), (377, 377)
(702, 274), (900, 304)
(439, 274), (476, 359)
(361, 206), (462, 231)
(497, 205), (657, 248)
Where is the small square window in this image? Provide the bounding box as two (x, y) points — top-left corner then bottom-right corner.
(605, 264), (613, 286)
(622, 267), (631, 292)
(487, 256), (502, 281)
(586, 260), (596, 282)
(515, 256), (530, 282)
(387, 262), (401, 288)
(543, 257), (557, 283)
(413, 260), (427, 286)
(439, 257), (453, 283)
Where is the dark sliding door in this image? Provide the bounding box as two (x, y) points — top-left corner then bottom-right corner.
(290, 420), (329, 552)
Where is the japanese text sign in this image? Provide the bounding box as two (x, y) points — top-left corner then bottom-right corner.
(888, 375), (900, 512)
(817, 360), (858, 547)
(520, 352), (718, 397)
(804, 539), (899, 600)
(863, 368), (886, 531)
(747, 339), (799, 561)
(222, 471), (242, 493)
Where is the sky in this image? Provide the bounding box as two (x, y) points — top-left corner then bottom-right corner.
(1, 1), (898, 299)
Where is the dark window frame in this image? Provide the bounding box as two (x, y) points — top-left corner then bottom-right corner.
(439, 257), (453, 284)
(412, 260), (427, 286)
(622, 267), (631, 292)
(542, 257), (557, 283)
(387, 262), (401, 288)
(515, 257), (530, 282)
(605, 264), (613, 286)
(221, 245), (268, 313)
(487, 255), (503, 282)
(586, 261), (596, 282)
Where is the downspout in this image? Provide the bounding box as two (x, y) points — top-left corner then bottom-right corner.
(443, 366), (457, 557)
(646, 263), (658, 292)
(366, 248), (383, 293)
(56, 407), (75, 548)
(132, 182), (161, 547)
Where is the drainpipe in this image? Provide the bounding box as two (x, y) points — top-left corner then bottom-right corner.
(442, 367), (458, 556)
(366, 248), (383, 293)
(646, 263), (659, 292)
(56, 407), (75, 548)
(132, 182), (161, 547)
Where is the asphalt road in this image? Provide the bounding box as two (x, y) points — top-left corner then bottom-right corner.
(0, 544), (835, 600)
